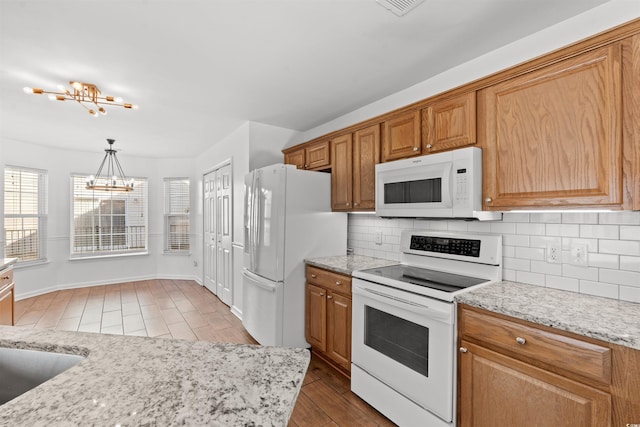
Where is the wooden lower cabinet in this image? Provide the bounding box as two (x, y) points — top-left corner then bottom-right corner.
(459, 340), (611, 427)
(458, 304), (640, 427)
(0, 266), (15, 326)
(305, 265), (352, 376)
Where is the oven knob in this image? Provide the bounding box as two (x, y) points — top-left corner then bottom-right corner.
(459, 347), (468, 353)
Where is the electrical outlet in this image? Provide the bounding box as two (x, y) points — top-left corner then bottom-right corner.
(375, 231), (383, 245)
(570, 244), (589, 267)
(546, 243), (561, 263)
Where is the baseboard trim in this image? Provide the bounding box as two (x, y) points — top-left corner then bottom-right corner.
(14, 274), (203, 301)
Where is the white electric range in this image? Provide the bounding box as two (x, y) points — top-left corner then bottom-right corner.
(351, 229), (502, 427)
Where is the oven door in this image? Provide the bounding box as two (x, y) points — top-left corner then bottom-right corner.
(352, 278), (455, 422)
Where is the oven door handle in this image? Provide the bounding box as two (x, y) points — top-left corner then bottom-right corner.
(358, 287), (452, 323)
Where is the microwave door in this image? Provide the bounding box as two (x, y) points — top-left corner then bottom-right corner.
(377, 162), (452, 216)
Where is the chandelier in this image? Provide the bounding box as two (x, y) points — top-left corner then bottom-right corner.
(23, 81), (138, 117)
(86, 139), (134, 192)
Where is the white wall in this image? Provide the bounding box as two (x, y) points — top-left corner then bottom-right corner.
(348, 211), (640, 303)
(293, 0), (640, 146)
(2, 138), (197, 299)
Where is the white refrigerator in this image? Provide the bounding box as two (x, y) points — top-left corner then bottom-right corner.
(242, 164), (347, 348)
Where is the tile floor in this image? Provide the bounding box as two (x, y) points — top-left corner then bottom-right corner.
(12, 278), (396, 426)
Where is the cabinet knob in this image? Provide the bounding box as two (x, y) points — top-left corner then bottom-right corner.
(516, 337), (526, 345)
(346, 202), (350, 206)
(327, 295), (333, 299)
(311, 274), (317, 279)
(425, 144), (432, 149)
(354, 202), (359, 206)
(335, 281), (342, 286)
(320, 293), (325, 297)
(484, 197), (493, 203)
(459, 347), (468, 353)
(304, 164), (308, 169)
(1, 276), (9, 280)
(412, 146), (419, 151)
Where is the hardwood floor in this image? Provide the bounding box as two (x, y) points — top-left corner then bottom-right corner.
(13, 279), (396, 427)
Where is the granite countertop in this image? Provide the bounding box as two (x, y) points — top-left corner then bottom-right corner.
(0, 326), (309, 426)
(457, 281), (640, 351)
(0, 258), (17, 271)
(305, 254), (398, 275)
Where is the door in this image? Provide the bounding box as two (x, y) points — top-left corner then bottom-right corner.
(481, 44), (623, 209)
(216, 164), (232, 306)
(351, 279), (455, 422)
(242, 269), (284, 346)
(353, 124), (380, 210)
(421, 91), (476, 153)
(327, 291), (351, 371)
(381, 110), (421, 162)
(459, 340), (611, 427)
(203, 170), (217, 294)
(331, 133), (353, 211)
(249, 165), (285, 282)
(305, 283), (327, 351)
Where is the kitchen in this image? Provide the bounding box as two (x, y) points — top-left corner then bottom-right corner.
(2, 0), (640, 426)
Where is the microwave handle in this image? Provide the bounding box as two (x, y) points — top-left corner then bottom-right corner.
(357, 286), (452, 323)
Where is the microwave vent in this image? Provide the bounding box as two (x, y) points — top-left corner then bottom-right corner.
(376, 0), (425, 16)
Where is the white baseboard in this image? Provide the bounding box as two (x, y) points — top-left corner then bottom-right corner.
(14, 274), (203, 301)
(230, 305), (242, 320)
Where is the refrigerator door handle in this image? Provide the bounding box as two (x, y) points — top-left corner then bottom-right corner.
(242, 269), (278, 292)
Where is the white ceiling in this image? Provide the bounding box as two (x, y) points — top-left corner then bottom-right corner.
(0, 0), (610, 159)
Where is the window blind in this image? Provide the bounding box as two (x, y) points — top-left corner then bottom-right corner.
(3, 166), (48, 264)
(71, 174), (148, 257)
(164, 178), (190, 253)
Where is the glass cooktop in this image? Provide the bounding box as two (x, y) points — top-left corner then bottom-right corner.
(358, 264), (487, 293)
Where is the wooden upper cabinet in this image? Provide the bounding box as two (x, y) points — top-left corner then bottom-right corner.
(305, 140), (331, 170)
(353, 124), (380, 210)
(331, 134), (353, 211)
(480, 44), (623, 209)
(284, 140), (330, 170)
(284, 148), (305, 169)
(381, 110), (421, 162)
(421, 91), (476, 153)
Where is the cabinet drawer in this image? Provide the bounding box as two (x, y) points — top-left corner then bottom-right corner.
(306, 266), (351, 295)
(0, 268), (13, 288)
(460, 307), (611, 385)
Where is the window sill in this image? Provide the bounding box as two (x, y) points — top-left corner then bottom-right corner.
(69, 251), (149, 261)
(162, 251), (191, 256)
(12, 259), (50, 269)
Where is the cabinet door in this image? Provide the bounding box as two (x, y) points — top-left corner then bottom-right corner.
(284, 149), (305, 170)
(0, 283), (14, 326)
(306, 283), (327, 352)
(481, 44), (623, 209)
(381, 110), (421, 162)
(327, 292), (351, 372)
(353, 124), (380, 210)
(422, 91), (476, 153)
(305, 141), (331, 170)
(459, 340), (611, 427)
(331, 133), (353, 211)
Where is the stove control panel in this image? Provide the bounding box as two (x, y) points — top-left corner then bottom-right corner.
(410, 235), (480, 257)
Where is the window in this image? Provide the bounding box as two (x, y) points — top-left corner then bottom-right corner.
(71, 175), (148, 258)
(3, 166), (48, 264)
(164, 178), (190, 253)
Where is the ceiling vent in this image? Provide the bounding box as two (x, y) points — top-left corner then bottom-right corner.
(376, 0), (425, 16)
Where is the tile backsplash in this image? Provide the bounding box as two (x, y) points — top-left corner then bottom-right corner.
(347, 211), (640, 303)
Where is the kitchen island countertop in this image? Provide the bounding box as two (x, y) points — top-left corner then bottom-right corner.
(457, 281), (640, 351)
(305, 254), (397, 276)
(0, 326), (309, 426)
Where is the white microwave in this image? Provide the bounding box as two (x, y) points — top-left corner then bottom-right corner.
(375, 147), (501, 220)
